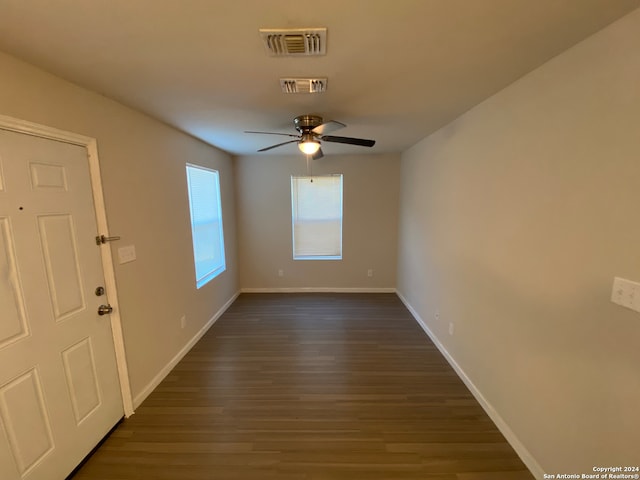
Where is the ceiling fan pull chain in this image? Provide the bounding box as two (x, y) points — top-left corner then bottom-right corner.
(306, 155), (313, 181)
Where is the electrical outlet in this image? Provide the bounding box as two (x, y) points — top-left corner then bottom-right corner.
(180, 315), (186, 329)
(367, 269), (373, 278)
(278, 269), (284, 277)
(448, 322), (455, 335)
(434, 311), (440, 321)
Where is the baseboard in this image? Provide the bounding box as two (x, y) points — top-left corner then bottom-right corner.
(240, 287), (397, 293)
(132, 290), (241, 409)
(395, 290), (545, 479)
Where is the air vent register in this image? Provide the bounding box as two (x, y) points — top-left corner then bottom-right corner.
(259, 28), (326, 56)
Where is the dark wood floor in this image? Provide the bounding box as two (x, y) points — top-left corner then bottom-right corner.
(72, 293), (534, 480)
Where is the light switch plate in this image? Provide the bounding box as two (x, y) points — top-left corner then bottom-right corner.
(117, 245), (136, 264)
(611, 277), (640, 313)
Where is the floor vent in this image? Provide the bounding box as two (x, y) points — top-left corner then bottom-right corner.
(280, 78), (327, 94)
(260, 28), (327, 56)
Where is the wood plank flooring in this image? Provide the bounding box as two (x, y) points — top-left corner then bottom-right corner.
(72, 293), (534, 480)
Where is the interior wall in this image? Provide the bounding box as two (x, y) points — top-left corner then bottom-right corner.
(235, 153), (400, 290)
(0, 51), (239, 405)
(397, 9), (640, 474)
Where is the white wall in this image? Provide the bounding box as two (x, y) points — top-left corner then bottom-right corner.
(235, 153), (400, 290)
(0, 52), (239, 406)
(397, 9), (640, 474)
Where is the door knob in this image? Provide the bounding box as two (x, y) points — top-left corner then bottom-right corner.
(97, 304), (113, 316)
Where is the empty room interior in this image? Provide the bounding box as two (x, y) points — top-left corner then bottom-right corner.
(0, 1), (639, 479)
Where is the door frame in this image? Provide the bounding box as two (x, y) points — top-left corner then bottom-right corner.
(0, 114), (134, 417)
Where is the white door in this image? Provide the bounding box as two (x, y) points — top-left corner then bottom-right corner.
(0, 129), (123, 479)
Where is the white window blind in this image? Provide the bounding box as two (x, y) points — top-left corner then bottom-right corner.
(186, 164), (226, 288)
(291, 175), (343, 260)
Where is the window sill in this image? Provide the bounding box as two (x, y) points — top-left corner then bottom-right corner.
(293, 256), (342, 261)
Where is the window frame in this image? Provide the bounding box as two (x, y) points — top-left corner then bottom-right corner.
(185, 163), (226, 288)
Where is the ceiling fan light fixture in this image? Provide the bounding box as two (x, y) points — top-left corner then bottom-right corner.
(298, 140), (321, 155)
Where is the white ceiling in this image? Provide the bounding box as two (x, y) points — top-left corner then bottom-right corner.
(0, 0), (638, 156)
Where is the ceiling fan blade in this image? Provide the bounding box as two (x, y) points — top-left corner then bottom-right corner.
(257, 140), (298, 152)
(311, 147), (324, 160)
(320, 135), (376, 147)
(245, 130), (300, 138)
(311, 120), (346, 135)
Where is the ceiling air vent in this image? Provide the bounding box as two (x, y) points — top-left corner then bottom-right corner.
(280, 78), (327, 94)
(259, 28), (327, 56)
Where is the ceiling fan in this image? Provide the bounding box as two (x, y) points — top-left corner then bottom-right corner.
(245, 114), (375, 159)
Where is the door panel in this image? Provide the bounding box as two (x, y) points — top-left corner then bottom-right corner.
(0, 369), (55, 477)
(38, 214), (86, 320)
(0, 129), (123, 479)
(61, 338), (102, 424)
(29, 162), (68, 191)
(0, 218), (29, 347)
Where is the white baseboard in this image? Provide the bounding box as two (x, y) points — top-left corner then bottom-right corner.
(132, 290), (241, 409)
(395, 290), (545, 479)
(240, 287), (397, 293)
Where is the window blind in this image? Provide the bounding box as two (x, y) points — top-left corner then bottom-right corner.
(291, 175), (343, 259)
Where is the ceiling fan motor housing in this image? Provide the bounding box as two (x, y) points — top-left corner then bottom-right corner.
(294, 115), (323, 133)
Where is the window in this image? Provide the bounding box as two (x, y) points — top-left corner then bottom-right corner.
(291, 174), (343, 260)
(186, 164), (226, 288)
